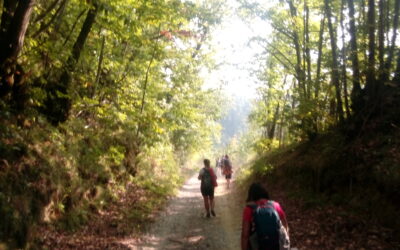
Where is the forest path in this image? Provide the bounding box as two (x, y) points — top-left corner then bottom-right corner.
(124, 170), (243, 249)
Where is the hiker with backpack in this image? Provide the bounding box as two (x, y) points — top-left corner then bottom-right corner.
(198, 159), (218, 218)
(222, 154), (233, 188)
(241, 182), (290, 250)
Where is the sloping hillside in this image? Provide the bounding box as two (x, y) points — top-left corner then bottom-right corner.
(248, 111), (400, 248)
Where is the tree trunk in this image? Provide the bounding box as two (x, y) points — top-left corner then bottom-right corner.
(304, 1), (312, 99)
(384, 0), (400, 82)
(378, 0), (386, 81)
(324, 0), (345, 122)
(341, 0), (351, 117)
(347, 0), (363, 110)
(287, 0), (306, 99)
(268, 103), (280, 140)
(393, 50), (400, 83)
(44, 3), (98, 124)
(62, 8), (86, 47)
(0, 0), (36, 64)
(0, 0), (19, 48)
(0, 0), (36, 98)
(365, 0), (377, 101)
(93, 34), (106, 98)
(315, 14), (325, 99)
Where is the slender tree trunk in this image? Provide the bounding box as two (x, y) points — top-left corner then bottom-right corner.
(315, 14), (325, 99)
(93, 35), (106, 98)
(0, 0), (19, 47)
(393, 51), (400, 83)
(384, 0), (400, 82)
(287, 0), (306, 99)
(341, 0), (351, 117)
(62, 8), (86, 47)
(0, 0), (36, 64)
(54, 0), (68, 31)
(348, 0), (363, 110)
(268, 103), (280, 140)
(44, 3), (98, 124)
(324, 0), (345, 122)
(361, 0), (369, 72)
(304, 1), (312, 99)
(0, 0), (36, 98)
(279, 90), (289, 147)
(135, 43), (158, 145)
(365, 0), (377, 100)
(378, 0), (386, 81)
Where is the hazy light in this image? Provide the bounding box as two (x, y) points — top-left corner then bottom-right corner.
(202, 1), (272, 100)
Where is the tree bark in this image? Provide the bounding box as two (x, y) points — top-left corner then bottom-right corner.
(268, 103), (280, 140)
(287, 0), (307, 99)
(341, 0), (351, 117)
(347, 0), (362, 109)
(378, 0), (386, 81)
(304, 1), (312, 99)
(93, 34), (106, 97)
(315, 14), (325, 99)
(0, 0), (19, 46)
(384, 0), (400, 82)
(44, 3), (98, 124)
(0, 0), (36, 64)
(324, 0), (345, 122)
(365, 0), (377, 100)
(62, 8), (86, 47)
(393, 50), (400, 83)
(0, 0), (36, 98)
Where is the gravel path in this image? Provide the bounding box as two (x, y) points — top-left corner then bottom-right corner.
(128, 170), (243, 250)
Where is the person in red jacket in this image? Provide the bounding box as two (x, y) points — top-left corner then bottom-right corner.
(241, 182), (289, 250)
(198, 159), (218, 218)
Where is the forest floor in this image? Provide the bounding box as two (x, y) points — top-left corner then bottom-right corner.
(39, 170), (243, 250)
(38, 168), (398, 249)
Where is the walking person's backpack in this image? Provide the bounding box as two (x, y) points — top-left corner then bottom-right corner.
(248, 201), (290, 250)
(201, 168), (213, 189)
(223, 158), (232, 175)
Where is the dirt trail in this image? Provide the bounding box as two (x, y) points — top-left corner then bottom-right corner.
(125, 170), (243, 250)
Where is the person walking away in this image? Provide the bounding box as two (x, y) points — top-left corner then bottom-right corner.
(222, 155), (233, 189)
(198, 159), (218, 218)
(215, 157), (221, 176)
(241, 182), (290, 250)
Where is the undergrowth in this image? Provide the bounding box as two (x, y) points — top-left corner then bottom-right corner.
(247, 116), (400, 240)
(0, 108), (186, 248)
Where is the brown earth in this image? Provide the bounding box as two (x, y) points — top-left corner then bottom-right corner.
(37, 166), (399, 249)
(38, 170), (244, 250)
(128, 170), (243, 249)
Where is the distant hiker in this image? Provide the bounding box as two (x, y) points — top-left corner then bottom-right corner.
(215, 157), (221, 175)
(222, 154), (233, 188)
(198, 159), (218, 218)
(241, 182), (290, 250)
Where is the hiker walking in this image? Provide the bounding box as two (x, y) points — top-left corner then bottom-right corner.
(222, 154), (233, 188)
(241, 182), (290, 250)
(215, 157), (222, 176)
(198, 159), (218, 218)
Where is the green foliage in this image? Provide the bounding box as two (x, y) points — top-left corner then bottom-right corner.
(0, 0), (225, 247)
(242, 0), (400, 148)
